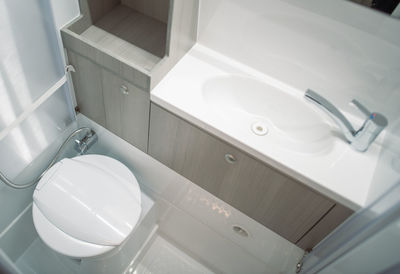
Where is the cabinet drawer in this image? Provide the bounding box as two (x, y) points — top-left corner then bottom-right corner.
(148, 103), (335, 244)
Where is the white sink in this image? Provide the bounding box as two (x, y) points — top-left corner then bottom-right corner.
(202, 75), (334, 154)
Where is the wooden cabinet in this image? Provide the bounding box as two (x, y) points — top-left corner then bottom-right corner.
(68, 50), (150, 152)
(296, 203), (353, 250)
(68, 50), (106, 127)
(101, 69), (149, 152)
(148, 103), (352, 246)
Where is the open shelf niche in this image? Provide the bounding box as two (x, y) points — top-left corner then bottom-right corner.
(62, 0), (198, 91)
(75, 0), (171, 71)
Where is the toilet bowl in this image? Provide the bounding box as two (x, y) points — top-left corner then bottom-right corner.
(32, 154), (142, 258)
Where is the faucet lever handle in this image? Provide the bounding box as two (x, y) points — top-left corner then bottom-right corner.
(305, 89), (388, 151)
(351, 99), (371, 117)
(351, 99), (388, 128)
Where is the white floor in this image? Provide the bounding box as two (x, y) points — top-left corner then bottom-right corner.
(15, 238), (76, 274)
(3, 117), (304, 274)
(15, 235), (213, 274)
(132, 236), (214, 274)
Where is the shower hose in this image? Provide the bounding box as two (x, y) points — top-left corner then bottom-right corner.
(0, 127), (93, 189)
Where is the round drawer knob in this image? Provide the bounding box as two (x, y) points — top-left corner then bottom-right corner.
(120, 85), (129, 95)
(225, 153), (236, 164)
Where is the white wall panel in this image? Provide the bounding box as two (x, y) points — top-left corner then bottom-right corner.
(0, 0), (77, 242)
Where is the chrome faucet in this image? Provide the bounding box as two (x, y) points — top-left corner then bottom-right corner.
(305, 89), (388, 152)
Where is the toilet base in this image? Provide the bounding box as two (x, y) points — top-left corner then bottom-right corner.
(52, 191), (157, 274)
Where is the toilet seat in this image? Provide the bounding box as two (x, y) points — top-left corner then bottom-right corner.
(32, 154), (142, 258)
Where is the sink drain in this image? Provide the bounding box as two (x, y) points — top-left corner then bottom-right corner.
(251, 122), (268, 136)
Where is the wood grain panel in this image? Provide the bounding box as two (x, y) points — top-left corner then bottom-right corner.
(101, 69), (150, 152)
(148, 104), (335, 243)
(150, 0), (199, 88)
(94, 4), (167, 58)
(61, 29), (151, 91)
(86, 0), (120, 23)
(122, 0), (170, 23)
(223, 155), (336, 243)
(80, 25), (161, 70)
(148, 103), (234, 194)
(67, 51), (106, 127)
(296, 204), (354, 250)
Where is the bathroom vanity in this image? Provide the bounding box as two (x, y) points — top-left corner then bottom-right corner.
(62, 0), (360, 251)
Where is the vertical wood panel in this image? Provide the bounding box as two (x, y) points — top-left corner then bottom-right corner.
(121, 0), (170, 23)
(150, 0), (199, 88)
(102, 69), (150, 152)
(86, 0), (120, 23)
(296, 204), (354, 250)
(68, 50), (106, 127)
(93, 5), (167, 58)
(148, 103), (233, 194)
(149, 104), (336, 244)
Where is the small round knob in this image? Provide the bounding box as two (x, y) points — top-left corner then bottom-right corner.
(120, 85), (129, 95)
(225, 153), (236, 164)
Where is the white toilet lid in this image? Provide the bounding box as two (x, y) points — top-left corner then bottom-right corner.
(32, 154), (142, 258)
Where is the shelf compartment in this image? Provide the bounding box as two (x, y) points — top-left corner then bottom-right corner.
(86, 4), (167, 59)
(63, 0), (170, 75)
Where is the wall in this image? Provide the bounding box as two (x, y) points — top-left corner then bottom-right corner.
(86, 0), (119, 23)
(122, 0), (170, 23)
(197, 0), (400, 206)
(151, 0), (199, 88)
(0, 0), (79, 253)
(50, 0), (80, 30)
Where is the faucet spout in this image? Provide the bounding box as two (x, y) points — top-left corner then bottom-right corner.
(305, 89), (355, 143)
(305, 89), (387, 152)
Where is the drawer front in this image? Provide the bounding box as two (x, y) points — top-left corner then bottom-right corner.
(101, 69), (150, 152)
(148, 103), (335, 243)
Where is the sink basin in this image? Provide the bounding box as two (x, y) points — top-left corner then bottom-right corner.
(202, 75), (334, 154)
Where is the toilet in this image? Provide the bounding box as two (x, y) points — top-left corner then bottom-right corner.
(32, 154), (142, 258)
